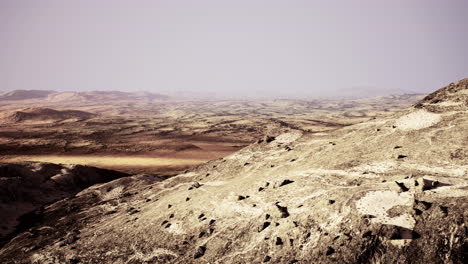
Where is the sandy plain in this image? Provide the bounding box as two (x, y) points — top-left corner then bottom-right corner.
(0, 91), (424, 175)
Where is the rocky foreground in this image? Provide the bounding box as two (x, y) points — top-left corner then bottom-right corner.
(0, 80), (467, 263)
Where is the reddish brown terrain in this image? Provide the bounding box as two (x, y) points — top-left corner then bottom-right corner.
(0, 90), (423, 175)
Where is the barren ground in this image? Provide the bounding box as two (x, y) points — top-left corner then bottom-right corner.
(0, 93), (423, 175)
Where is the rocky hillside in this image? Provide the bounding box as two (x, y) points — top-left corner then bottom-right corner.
(0, 163), (129, 246)
(0, 80), (467, 263)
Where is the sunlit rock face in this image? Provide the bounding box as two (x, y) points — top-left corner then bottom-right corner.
(0, 80), (467, 264)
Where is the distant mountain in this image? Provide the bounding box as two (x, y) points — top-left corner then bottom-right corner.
(0, 90), (56, 101)
(330, 86), (421, 99)
(46, 91), (170, 102)
(0, 90), (170, 102)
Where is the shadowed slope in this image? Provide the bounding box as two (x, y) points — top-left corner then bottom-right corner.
(0, 162), (129, 246)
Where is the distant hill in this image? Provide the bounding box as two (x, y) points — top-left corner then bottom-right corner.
(46, 91), (170, 102)
(0, 90), (55, 101)
(0, 90), (170, 102)
(0, 107), (95, 123)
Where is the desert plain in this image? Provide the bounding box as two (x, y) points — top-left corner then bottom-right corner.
(0, 90), (423, 175)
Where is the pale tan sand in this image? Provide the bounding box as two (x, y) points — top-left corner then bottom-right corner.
(395, 109), (441, 131)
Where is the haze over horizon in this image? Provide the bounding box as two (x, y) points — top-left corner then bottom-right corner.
(1, 0), (467, 99)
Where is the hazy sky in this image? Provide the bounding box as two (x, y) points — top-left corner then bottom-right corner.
(1, 0), (467, 98)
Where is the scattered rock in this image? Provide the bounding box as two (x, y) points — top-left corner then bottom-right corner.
(439, 206), (448, 216)
(326, 247), (335, 256)
(362, 214), (376, 219)
(191, 182), (203, 189)
(265, 136), (276, 143)
(419, 201), (433, 210)
(275, 203), (290, 218)
(105, 210), (117, 215)
(194, 246), (206, 259)
(413, 208), (423, 215)
(395, 181), (409, 192)
(279, 179), (295, 187)
(127, 207), (140, 215)
(263, 256), (271, 262)
(421, 179), (450, 191)
(258, 222), (271, 232)
(275, 237), (283, 246)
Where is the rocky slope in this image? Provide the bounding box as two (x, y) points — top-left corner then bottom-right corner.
(0, 163), (129, 246)
(0, 80), (467, 263)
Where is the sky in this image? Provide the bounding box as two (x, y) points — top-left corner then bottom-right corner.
(0, 0), (467, 99)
